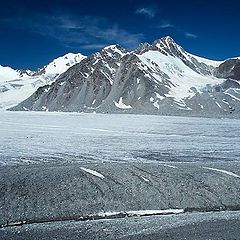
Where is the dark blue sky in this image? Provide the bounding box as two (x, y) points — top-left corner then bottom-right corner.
(0, 0), (239, 70)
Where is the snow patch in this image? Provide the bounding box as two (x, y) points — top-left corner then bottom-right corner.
(97, 209), (184, 218)
(153, 101), (160, 109)
(215, 101), (222, 108)
(164, 164), (178, 169)
(203, 167), (240, 178)
(80, 167), (105, 179)
(141, 176), (150, 182)
(155, 93), (165, 100)
(115, 97), (132, 109)
(127, 209), (184, 216)
(225, 92), (240, 102)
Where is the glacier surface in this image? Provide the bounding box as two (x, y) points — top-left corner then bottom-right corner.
(1, 111), (240, 165)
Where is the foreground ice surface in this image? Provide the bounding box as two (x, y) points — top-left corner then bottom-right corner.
(2, 211), (240, 240)
(1, 111), (240, 239)
(1, 111), (240, 165)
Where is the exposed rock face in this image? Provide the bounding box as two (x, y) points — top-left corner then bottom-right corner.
(10, 37), (240, 117)
(12, 45), (127, 112)
(215, 58), (240, 80)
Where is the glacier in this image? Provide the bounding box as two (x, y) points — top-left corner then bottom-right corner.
(1, 111), (240, 239)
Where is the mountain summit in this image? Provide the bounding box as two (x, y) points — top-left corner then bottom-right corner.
(0, 53), (85, 109)
(4, 36), (240, 117)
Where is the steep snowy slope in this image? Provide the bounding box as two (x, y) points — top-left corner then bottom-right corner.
(0, 65), (24, 82)
(9, 37), (240, 117)
(150, 36), (223, 75)
(137, 50), (224, 100)
(36, 53), (86, 77)
(0, 53), (85, 109)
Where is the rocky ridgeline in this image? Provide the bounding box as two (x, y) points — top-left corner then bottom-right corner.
(9, 37), (240, 117)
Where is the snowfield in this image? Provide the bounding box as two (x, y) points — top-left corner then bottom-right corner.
(1, 111), (240, 239)
(0, 111), (240, 165)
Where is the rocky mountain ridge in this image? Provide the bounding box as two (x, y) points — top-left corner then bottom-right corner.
(7, 37), (240, 117)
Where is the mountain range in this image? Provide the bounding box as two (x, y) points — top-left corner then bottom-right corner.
(2, 36), (240, 117)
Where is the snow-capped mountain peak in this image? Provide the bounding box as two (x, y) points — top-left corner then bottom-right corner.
(0, 52), (85, 109)
(102, 44), (129, 58)
(103, 44), (120, 50)
(0, 65), (22, 82)
(3, 36), (240, 117)
(154, 36), (176, 47)
(154, 36), (222, 67)
(36, 52), (86, 76)
(153, 36), (183, 54)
